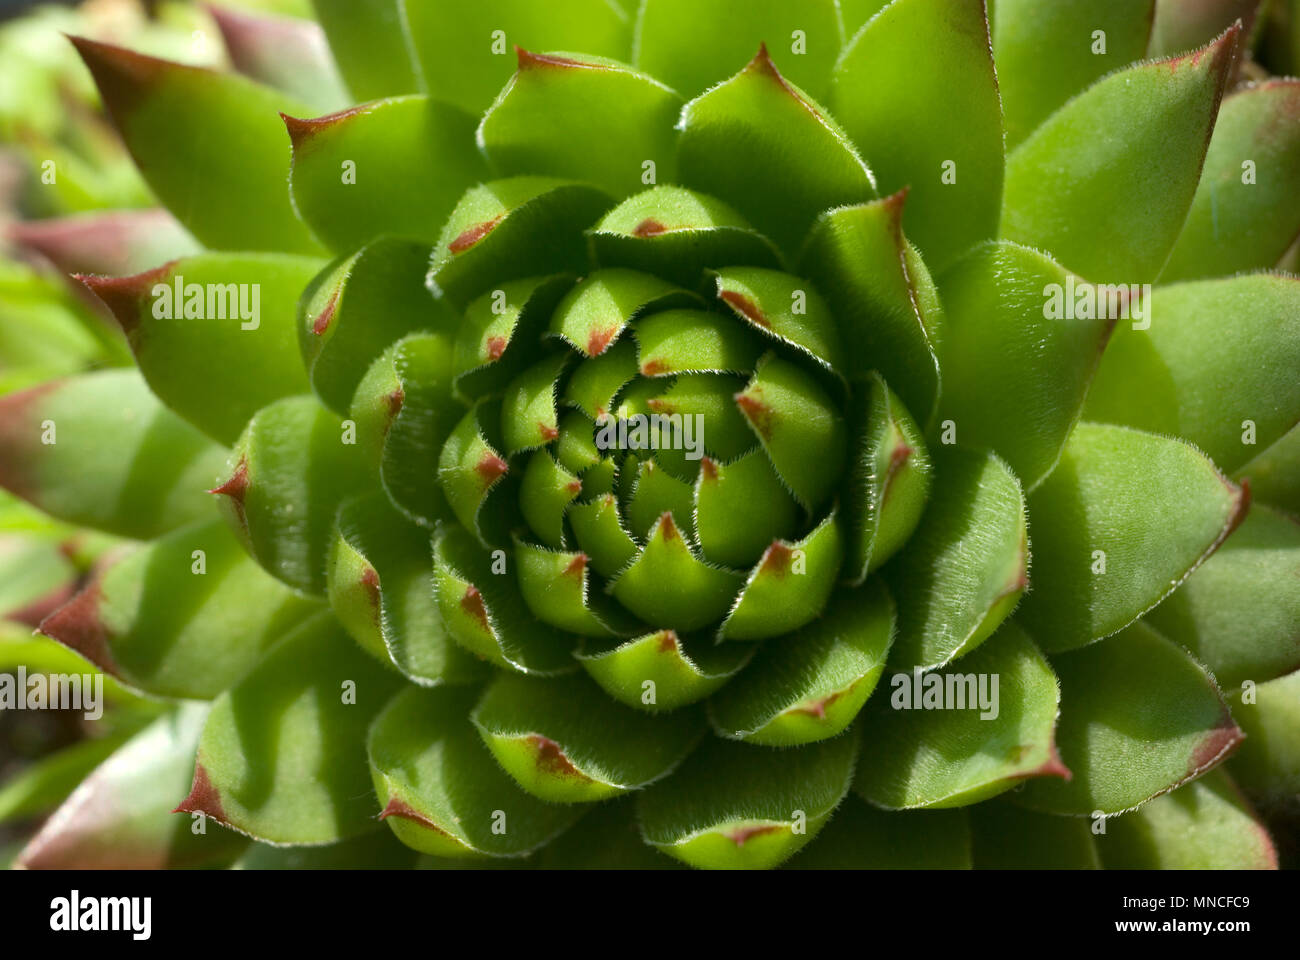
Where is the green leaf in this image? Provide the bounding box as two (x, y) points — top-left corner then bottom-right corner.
(577, 630), (752, 712)
(1016, 621), (1242, 816)
(214, 396), (369, 595)
(831, 0), (1003, 270)
(81, 254), (325, 445)
(300, 239), (454, 415)
(480, 51), (680, 197)
(470, 672), (704, 803)
(436, 401), (512, 545)
(1235, 421), (1300, 517)
(234, 829), (418, 869)
(798, 194), (942, 425)
(1161, 81), (1300, 280)
(0, 370), (227, 539)
(735, 352), (846, 510)
(677, 46), (875, 255)
(1144, 503), (1300, 688)
(968, 799), (1101, 869)
(428, 177), (613, 308)
(71, 38), (324, 254)
(8, 209), (201, 278)
(712, 267), (844, 374)
(1016, 423), (1248, 653)
(936, 242), (1114, 489)
(1228, 669), (1300, 814)
(432, 523), (576, 675)
(178, 613), (405, 844)
(310, 0), (421, 101)
(719, 511), (844, 641)
(694, 450), (801, 570)
(991, 0), (1156, 150)
(328, 493), (486, 684)
(1097, 769), (1277, 869)
(1084, 275), (1300, 474)
(42, 519), (320, 699)
(610, 513), (743, 632)
(286, 96), (488, 253)
(368, 686), (584, 858)
(711, 582), (894, 745)
(786, 797), (972, 869)
(0, 532), (76, 625)
(588, 187), (783, 286)
(550, 268), (692, 358)
(402, 0), (632, 115)
(883, 446), (1027, 670)
(1001, 26), (1239, 282)
(843, 372), (931, 582)
(535, 799), (681, 868)
(637, 730), (858, 869)
(209, 4), (350, 113)
(354, 333), (462, 526)
(17, 704), (247, 868)
(856, 621), (1066, 809)
(632, 306), (764, 379)
(635, 0), (843, 102)
(453, 275), (575, 402)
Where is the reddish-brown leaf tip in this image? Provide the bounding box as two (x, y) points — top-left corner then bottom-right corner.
(67, 34), (177, 117)
(656, 630), (679, 653)
(76, 261), (176, 336)
(735, 390), (775, 438)
(173, 762), (227, 823)
(310, 289), (339, 336)
(377, 795), (450, 835)
(529, 734), (583, 778)
(281, 103), (373, 154)
(38, 583), (123, 679)
(719, 288), (769, 328)
(208, 456), (250, 502)
(475, 451), (509, 487)
(632, 218), (669, 238)
(461, 585), (491, 633)
(448, 215), (504, 255)
(723, 823), (781, 847)
(586, 325), (620, 357)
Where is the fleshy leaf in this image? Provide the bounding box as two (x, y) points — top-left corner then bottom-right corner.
(577, 630), (752, 712)
(214, 396), (368, 595)
(588, 187), (783, 286)
(991, 0), (1156, 149)
(71, 37), (324, 254)
(310, 0), (421, 101)
(831, 0), (1004, 270)
(286, 97), (488, 254)
(843, 372), (931, 582)
(1161, 80), (1300, 280)
(1001, 26), (1239, 282)
(693, 451), (801, 570)
(42, 519), (320, 699)
(632, 307), (764, 379)
(0, 733), (131, 825)
(713, 267), (844, 374)
(0, 370), (227, 539)
(550, 268), (691, 359)
(798, 194), (942, 425)
(719, 511), (844, 641)
(1097, 769), (1277, 869)
(516, 537), (644, 639)
(81, 254), (325, 445)
(735, 352), (846, 509)
(1084, 275), (1300, 475)
(453, 274), (575, 401)
(428, 177), (613, 307)
(609, 513), (743, 632)
(7, 209), (201, 277)
(178, 612), (406, 844)
(1144, 503), (1300, 688)
(368, 686), (584, 858)
(402, 0), (632, 115)
(480, 50), (681, 197)
(884, 446), (1027, 670)
(432, 523), (576, 675)
(936, 241), (1113, 489)
(18, 704), (246, 868)
(635, 0), (842, 102)
(1016, 423), (1248, 652)
(436, 401), (512, 545)
(711, 582), (894, 745)
(1016, 621), (1242, 816)
(328, 493), (486, 685)
(300, 239), (455, 415)
(855, 621), (1066, 809)
(968, 799), (1101, 869)
(470, 672), (704, 803)
(1235, 421), (1300, 517)
(676, 46), (876, 255)
(637, 730), (858, 870)
(1228, 669), (1300, 816)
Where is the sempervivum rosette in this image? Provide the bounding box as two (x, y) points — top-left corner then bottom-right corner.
(0, 0), (1297, 870)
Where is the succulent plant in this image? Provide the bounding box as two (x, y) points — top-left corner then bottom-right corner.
(1, 0), (1298, 870)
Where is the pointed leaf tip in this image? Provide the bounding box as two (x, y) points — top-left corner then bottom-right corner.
(76, 263), (176, 335)
(172, 763), (227, 823)
(281, 104), (372, 152)
(38, 584), (120, 679)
